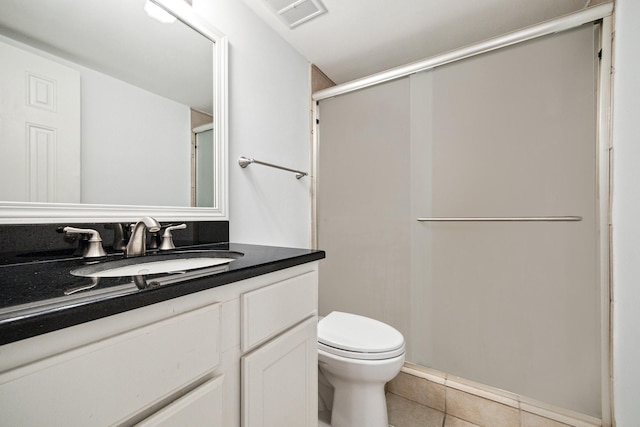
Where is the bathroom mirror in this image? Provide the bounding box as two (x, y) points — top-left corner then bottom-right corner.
(0, 0), (228, 222)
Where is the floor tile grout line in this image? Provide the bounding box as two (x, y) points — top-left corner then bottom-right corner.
(442, 386), (447, 427)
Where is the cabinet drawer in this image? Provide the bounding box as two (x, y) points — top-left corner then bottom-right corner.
(136, 375), (224, 427)
(0, 303), (221, 427)
(241, 271), (317, 352)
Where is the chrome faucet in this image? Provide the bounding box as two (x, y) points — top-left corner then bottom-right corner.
(125, 216), (161, 257)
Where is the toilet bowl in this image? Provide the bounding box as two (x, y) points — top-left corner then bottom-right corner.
(317, 311), (405, 427)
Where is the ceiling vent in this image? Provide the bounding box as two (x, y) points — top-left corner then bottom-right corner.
(265, 0), (327, 29)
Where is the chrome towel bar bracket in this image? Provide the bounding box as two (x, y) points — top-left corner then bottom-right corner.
(238, 156), (308, 179)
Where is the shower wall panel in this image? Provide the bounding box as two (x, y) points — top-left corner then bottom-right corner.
(317, 78), (413, 353)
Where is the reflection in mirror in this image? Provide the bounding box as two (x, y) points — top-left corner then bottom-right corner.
(0, 0), (227, 217)
(193, 123), (215, 207)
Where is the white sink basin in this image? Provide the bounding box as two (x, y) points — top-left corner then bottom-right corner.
(74, 258), (234, 277)
(70, 250), (243, 278)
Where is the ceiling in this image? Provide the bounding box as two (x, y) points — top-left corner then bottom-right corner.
(241, 0), (600, 84)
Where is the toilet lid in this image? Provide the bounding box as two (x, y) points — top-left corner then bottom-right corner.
(318, 312), (405, 358)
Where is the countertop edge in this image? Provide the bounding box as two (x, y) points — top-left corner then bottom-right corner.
(0, 248), (325, 346)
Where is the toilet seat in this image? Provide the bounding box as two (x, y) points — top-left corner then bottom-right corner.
(318, 311), (405, 360)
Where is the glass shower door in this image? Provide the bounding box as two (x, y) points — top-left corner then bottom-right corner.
(409, 25), (600, 416)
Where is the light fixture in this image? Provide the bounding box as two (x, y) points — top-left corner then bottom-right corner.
(144, 0), (177, 24)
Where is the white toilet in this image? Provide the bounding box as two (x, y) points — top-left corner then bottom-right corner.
(317, 311), (405, 427)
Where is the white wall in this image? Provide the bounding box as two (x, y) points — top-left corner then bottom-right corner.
(81, 68), (191, 207)
(611, 0), (640, 424)
(194, 0), (312, 248)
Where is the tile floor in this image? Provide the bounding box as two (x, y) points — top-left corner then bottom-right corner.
(387, 392), (495, 427)
(385, 371), (579, 427)
(320, 392), (572, 427)
(319, 370), (593, 427)
(386, 391), (578, 427)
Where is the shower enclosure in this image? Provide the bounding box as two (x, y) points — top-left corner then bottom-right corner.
(315, 17), (610, 420)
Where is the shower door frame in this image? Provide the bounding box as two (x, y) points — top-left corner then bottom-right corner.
(311, 5), (614, 425)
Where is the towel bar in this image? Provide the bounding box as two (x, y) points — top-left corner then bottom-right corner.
(416, 216), (582, 222)
(238, 156), (308, 179)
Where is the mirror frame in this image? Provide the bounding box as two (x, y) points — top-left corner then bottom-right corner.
(0, 0), (228, 224)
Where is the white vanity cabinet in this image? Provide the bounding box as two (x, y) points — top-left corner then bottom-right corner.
(0, 262), (319, 427)
(240, 271), (318, 427)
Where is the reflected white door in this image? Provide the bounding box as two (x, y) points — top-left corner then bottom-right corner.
(0, 39), (80, 203)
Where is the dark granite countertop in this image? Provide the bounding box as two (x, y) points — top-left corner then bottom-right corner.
(0, 242), (325, 345)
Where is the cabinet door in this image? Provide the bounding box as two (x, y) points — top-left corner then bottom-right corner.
(135, 375), (224, 427)
(242, 317), (317, 427)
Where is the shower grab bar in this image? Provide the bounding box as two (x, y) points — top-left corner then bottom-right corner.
(238, 156), (308, 179)
(417, 216), (582, 222)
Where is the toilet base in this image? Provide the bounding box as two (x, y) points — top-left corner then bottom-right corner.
(318, 349), (404, 427)
(328, 378), (389, 427)
(319, 410), (394, 427)
(319, 411), (394, 427)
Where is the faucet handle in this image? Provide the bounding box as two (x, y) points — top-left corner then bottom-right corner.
(63, 227), (108, 259)
(159, 223), (187, 251)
